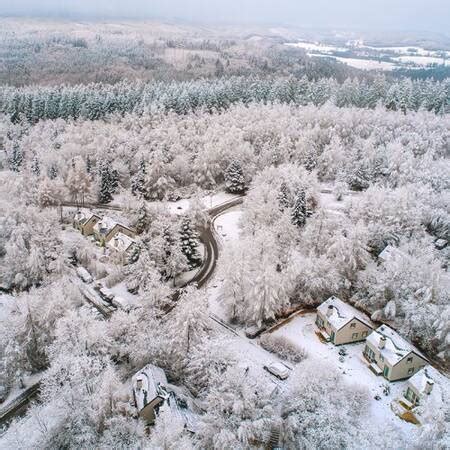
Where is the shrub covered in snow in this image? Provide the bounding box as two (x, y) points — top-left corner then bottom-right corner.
(259, 333), (307, 363)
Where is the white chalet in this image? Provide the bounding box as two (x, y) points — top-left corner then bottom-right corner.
(315, 296), (373, 345)
(363, 325), (428, 381)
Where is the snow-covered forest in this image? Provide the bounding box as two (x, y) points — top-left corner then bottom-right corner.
(0, 17), (449, 450)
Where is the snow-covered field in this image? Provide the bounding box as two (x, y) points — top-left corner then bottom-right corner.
(308, 53), (397, 71)
(287, 40), (448, 71)
(394, 55), (449, 66)
(286, 41), (347, 53)
(268, 312), (419, 438)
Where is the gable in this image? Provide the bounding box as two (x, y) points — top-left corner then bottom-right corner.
(339, 317), (372, 333)
(394, 350), (428, 368)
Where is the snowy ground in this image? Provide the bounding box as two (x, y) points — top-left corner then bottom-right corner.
(0, 293), (14, 323)
(267, 312), (419, 439)
(213, 207), (243, 244)
(166, 191), (240, 216)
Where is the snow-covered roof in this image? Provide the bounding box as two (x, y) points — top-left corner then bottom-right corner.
(93, 216), (118, 235)
(164, 392), (199, 433)
(367, 325), (428, 366)
(107, 232), (137, 253)
(74, 211), (88, 224)
(318, 296), (373, 331)
(74, 211), (100, 224)
(132, 364), (169, 412)
(378, 245), (402, 262)
(408, 365), (442, 397)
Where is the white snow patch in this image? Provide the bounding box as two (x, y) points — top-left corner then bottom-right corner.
(213, 208), (243, 243)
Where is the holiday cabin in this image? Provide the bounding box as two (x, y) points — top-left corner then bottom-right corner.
(315, 296), (373, 345)
(92, 216), (135, 246)
(73, 211), (101, 236)
(132, 364), (170, 424)
(363, 325), (428, 381)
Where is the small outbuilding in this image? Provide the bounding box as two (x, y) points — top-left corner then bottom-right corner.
(315, 296), (373, 345)
(392, 365), (449, 424)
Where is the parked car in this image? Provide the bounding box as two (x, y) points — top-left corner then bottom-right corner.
(263, 362), (289, 380)
(76, 266), (93, 284)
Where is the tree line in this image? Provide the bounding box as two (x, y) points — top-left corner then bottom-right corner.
(1, 75), (448, 124)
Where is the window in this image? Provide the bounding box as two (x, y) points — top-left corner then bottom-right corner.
(408, 367), (415, 374)
(380, 355), (384, 362)
(362, 331), (368, 338)
(352, 332), (359, 339)
(405, 387), (418, 405)
(364, 346), (375, 362)
(406, 356), (413, 363)
(350, 323), (356, 328)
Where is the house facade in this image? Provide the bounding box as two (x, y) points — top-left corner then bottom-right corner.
(403, 366), (436, 407)
(315, 296), (373, 345)
(73, 211), (101, 236)
(363, 325), (428, 381)
(93, 216), (135, 246)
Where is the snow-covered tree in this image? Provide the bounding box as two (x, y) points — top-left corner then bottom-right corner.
(179, 217), (202, 269)
(291, 190), (307, 228)
(224, 160), (246, 194)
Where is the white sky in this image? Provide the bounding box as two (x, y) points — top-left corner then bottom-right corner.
(0, 0), (448, 33)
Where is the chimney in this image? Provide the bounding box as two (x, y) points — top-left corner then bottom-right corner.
(136, 377), (143, 390)
(424, 379), (434, 395)
(327, 305), (334, 318)
(378, 336), (386, 350)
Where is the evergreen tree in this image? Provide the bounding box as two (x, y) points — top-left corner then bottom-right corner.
(277, 182), (291, 211)
(134, 201), (150, 235)
(180, 218), (202, 269)
(48, 164), (58, 180)
(291, 190), (307, 228)
(224, 160), (246, 194)
(131, 160), (147, 198)
(86, 155), (92, 175)
(30, 155), (40, 177)
(9, 144), (23, 172)
(97, 164), (114, 204)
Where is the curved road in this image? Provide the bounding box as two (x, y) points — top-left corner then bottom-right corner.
(0, 195), (243, 428)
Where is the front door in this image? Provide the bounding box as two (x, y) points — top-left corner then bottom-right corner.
(383, 366), (389, 379)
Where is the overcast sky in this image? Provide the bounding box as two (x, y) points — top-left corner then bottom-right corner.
(0, 0), (448, 33)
